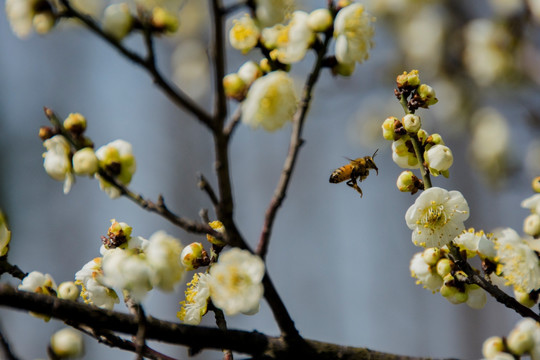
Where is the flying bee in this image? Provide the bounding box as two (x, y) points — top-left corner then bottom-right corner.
(329, 149), (379, 197)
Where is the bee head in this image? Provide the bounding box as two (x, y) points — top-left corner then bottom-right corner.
(364, 149), (379, 174)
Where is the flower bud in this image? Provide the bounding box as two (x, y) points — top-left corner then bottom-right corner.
(332, 61), (356, 77)
(33, 12), (55, 35)
(422, 247), (441, 266)
(181, 242), (205, 270)
(229, 14), (260, 53)
(39, 126), (54, 140)
(223, 73), (247, 101)
(102, 219), (132, 249)
(396, 171), (415, 192)
(72, 148), (99, 176)
(416, 84), (438, 107)
(151, 7), (178, 33)
(454, 270), (468, 282)
(514, 288), (537, 308)
(507, 326), (535, 355)
(103, 3), (133, 40)
(482, 336), (505, 359)
(259, 58), (271, 73)
(533, 176), (540, 193)
(436, 258), (453, 278)
(417, 129), (428, 144)
(63, 113), (87, 134)
(524, 213), (540, 237)
(50, 328), (84, 358)
(237, 61), (263, 87)
(57, 281), (80, 301)
(382, 116), (399, 141)
(396, 70), (420, 89)
(425, 144), (453, 176)
(308, 9), (333, 32)
(402, 114), (421, 133)
(206, 221), (226, 246)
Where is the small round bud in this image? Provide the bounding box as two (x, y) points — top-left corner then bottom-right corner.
(524, 213), (540, 237)
(416, 84), (438, 107)
(57, 282), (80, 301)
(417, 129), (428, 144)
(103, 3), (133, 40)
(307, 9), (333, 32)
(425, 144), (453, 176)
(436, 258), (453, 278)
(396, 171), (415, 192)
(39, 126), (54, 140)
(382, 116), (399, 141)
(72, 148), (99, 176)
(50, 328), (84, 359)
(533, 176), (540, 193)
(64, 113), (87, 134)
(223, 73), (247, 101)
(507, 326), (535, 355)
(454, 270), (468, 282)
(237, 61), (263, 87)
(396, 70), (420, 89)
(402, 114), (421, 133)
(422, 247), (440, 266)
(514, 288), (537, 308)
(181, 242), (205, 271)
(151, 7), (178, 33)
(206, 221), (226, 246)
(33, 12), (55, 35)
(482, 336), (505, 359)
(259, 58), (271, 73)
(333, 61), (356, 77)
(426, 133), (444, 145)
(102, 219), (132, 249)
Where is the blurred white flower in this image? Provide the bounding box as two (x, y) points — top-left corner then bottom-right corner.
(5, 0), (55, 38)
(102, 3), (133, 40)
(209, 248), (265, 316)
(271, 11), (314, 64)
(172, 40), (210, 100)
(488, 0), (524, 16)
(522, 194), (540, 215)
(19, 271), (57, 295)
(95, 139), (136, 199)
(254, 0), (295, 28)
(177, 273), (211, 325)
(50, 328), (85, 359)
(482, 336), (505, 360)
(43, 135), (75, 194)
(229, 14), (260, 53)
(0, 211), (11, 257)
(146, 231), (185, 291)
(75, 257), (119, 310)
(307, 8), (333, 32)
(405, 187), (470, 248)
(334, 3), (375, 65)
(409, 252), (443, 292)
(241, 71), (298, 132)
(72, 148), (99, 176)
(495, 228), (540, 293)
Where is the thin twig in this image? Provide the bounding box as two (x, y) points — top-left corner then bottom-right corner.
(0, 259), (27, 280)
(198, 174), (220, 207)
(57, 0), (213, 130)
(210, 0), (227, 123)
(135, 306), (148, 360)
(223, 106), (242, 140)
(256, 30), (333, 259)
(211, 304), (234, 360)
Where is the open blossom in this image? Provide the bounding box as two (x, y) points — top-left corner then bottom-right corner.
(333, 3), (375, 65)
(75, 257), (119, 310)
(43, 135), (75, 194)
(268, 11), (314, 64)
(453, 228), (497, 260)
(145, 231), (185, 291)
(177, 273), (211, 325)
(209, 248), (265, 316)
(19, 271), (57, 295)
(95, 139), (136, 199)
(522, 194), (540, 215)
(229, 14), (260, 53)
(5, 0), (55, 39)
(495, 228), (540, 293)
(241, 71), (298, 132)
(405, 187), (470, 248)
(254, 0), (294, 27)
(410, 252), (443, 292)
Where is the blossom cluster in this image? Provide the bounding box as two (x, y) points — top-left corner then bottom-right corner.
(483, 319), (540, 360)
(225, 1), (375, 132)
(40, 112), (136, 198)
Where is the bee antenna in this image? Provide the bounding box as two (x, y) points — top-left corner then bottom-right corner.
(343, 156), (354, 161)
(372, 148), (379, 158)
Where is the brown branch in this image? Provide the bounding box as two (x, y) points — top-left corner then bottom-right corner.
(198, 174), (220, 207)
(0, 259), (27, 280)
(257, 30), (333, 259)
(448, 245), (540, 322)
(0, 285), (458, 360)
(211, 305), (234, 360)
(211, 0), (228, 124)
(223, 106), (242, 140)
(57, 0), (214, 130)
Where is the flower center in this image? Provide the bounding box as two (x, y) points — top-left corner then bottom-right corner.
(420, 202), (448, 229)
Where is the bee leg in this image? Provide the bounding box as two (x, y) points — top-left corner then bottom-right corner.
(346, 179), (363, 197)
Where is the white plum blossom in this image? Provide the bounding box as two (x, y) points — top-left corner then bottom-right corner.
(43, 135), (75, 194)
(237, 61), (263, 87)
(307, 8), (333, 32)
(209, 248), (265, 316)
(241, 71), (298, 132)
(254, 0), (294, 28)
(453, 228), (497, 260)
(50, 328), (85, 359)
(495, 228), (540, 293)
(333, 3), (375, 65)
(229, 14), (260, 53)
(57, 281), (80, 301)
(75, 257), (119, 310)
(177, 273), (211, 325)
(391, 135), (420, 169)
(145, 231), (185, 291)
(405, 187), (470, 248)
(72, 148), (99, 176)
(19, 271), (57, 295)
(95, 139), (136, 199)
(270, 11), (314, 64)
(409, 252), (443, 292)
(522, 194), (540, 215)
(424, 144), (453, 176)
(5, 0), (55, 39)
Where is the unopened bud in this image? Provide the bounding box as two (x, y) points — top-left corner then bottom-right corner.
(33, 11), (55, 35)
(72, 148), (99, 176)
(237, 61), (263, 87)
(436, 258), (453, 278)
(333, 61), (356, 77)
(425, 144), (453, 176)
(422, 247), (441, 266)
(50, 328), (84, 359)
(151, 7), (178, 33)
(465, 284), (486, 309)
(514, 288), (537, 308)
(181, 242), (205, 270)
(102, 219), (132, 249)
(39, 126), (54, 140)
(382, 116), (400, 141)
(259, 58), (271, 73)
(417, 129), (428, 144)
(396, 70), (420, 89)
(307, 8), (333, 32)
(206, 221), (226, 246)
(57, 282), (80, 301)
(533, 176), (540, 193)
(482, 336), (505, 359)
(524, 213), (540, 237)
(454, 270), (468, 282)
(507, 326), (535, 355)
(223, 73), (247, 101)
(64, 113), (87, 135)
(402, 114), (421, 133)
(103, 3), (133, 40)
(416, 84), (438, 107)
(396, 171), (415, 192)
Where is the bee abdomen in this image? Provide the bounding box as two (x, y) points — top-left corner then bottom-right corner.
(329, 167), (350, 183)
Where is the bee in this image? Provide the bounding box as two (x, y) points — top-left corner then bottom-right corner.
(329, 149), (379, 197)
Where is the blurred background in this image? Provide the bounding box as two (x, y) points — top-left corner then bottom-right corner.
(1, 0), (540, 359)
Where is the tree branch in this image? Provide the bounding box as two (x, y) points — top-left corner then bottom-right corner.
(0, 259), (27, 280)
(257, 30), (333, 259)
(57, 0), (214, 130)
(0, 285), (458, 360)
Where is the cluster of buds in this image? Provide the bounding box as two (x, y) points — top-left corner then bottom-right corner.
(5, 0), (56, 39)
(180, 221), (226, 271)
(410, 247), (486, 309)
(521, 178), (540, 238)
(483, 319), (540, 360)
(395, 70), (438, 112)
